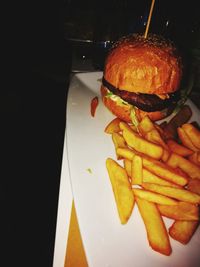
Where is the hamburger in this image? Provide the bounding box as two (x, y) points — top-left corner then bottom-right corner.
(101, 33), (183, 123)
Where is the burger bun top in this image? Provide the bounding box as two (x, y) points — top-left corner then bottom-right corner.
(104, 33), (182, 95)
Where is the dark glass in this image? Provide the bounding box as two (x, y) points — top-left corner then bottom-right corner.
(64, 0), (199, 73)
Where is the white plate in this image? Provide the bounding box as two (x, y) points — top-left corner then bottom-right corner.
(66, 71), (200, 267)
(53, 132), (73, 267)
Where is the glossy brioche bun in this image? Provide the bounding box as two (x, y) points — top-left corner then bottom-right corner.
(104, 33), (182, 95)
(101, 86), (172, 122)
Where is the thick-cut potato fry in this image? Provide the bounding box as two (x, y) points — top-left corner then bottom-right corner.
(131, 155), (143, 185)
(154, 123), (165, 136)
(136, 197), (172, 256)
(161, 105), (192, 140)
(106, 158), (135, 224)
(187, 178), (200, 195)
(129, 124), (138, 132)
(117, 147), (136, 161)
(142, 156), (188, 186)
(177, 127), (199, 152)
(124, 159), (180, 187)
(105, 111), (200, 256)
(138, 116), (168, 150)
(167, 153), (200, 179)
(112, 132), (127, 159)
(145, 129), (169, 150)
(161, 149), (170, 162)
(169, 220), (199, 244)
(123, 159), (132, 177)
(142, 183), (200, 204)
(188, 152), (200, 167)
(182, 123), (200, 149)
(138, 115), (155, 136)
(120, 122), (164, 160)
(157, 201), (199, 221)
(142, 169), (181, 188)
(167, 139), (194, 157)
(133, 188), (178, 205)
(104, 118), (122, 134)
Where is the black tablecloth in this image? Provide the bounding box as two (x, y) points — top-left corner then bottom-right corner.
(2, 46), (71, 266)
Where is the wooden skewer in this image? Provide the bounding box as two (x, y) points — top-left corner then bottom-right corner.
(144, 0), (155, 38)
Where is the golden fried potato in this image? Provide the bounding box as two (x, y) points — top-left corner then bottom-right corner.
(133, 188), (178, 205)
(104, 118), (122, 134)
(131, 155), (143, 185)
(169, 220), (199, 244)
(161, 149), (170, 162)
(187, 178), (200, 195)
(124, 159), (180, 187)
(142, 156), (188, 186)
(188, 152), (200, 167)
(167, 139), (194, 157)
(142, 168), (181, 188)
(161, 105), (192, 140)
(182, 123), (200, 150)
(138, 116), (168, 151)
(117, 147), (136, 161)
(119, 122), (164, 160)
(142, 183), (200, 204)
(138, 115), (155, 136)
(177, 127), (199, 152)
(123, 159), (132, 177)
(112, 132), (127, 159)
(167, 153), (200, 179)
(145, 129), (169, 150)
(157, 201), (199, 221)
(106, 158), (135, 224)
(136, 197), (172, 256)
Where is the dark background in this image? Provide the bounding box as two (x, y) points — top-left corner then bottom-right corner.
(2, 1), (199, 267)
(3, 2), (71, 267)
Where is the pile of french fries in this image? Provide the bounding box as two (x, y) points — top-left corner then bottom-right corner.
(104, 108), (200, 256)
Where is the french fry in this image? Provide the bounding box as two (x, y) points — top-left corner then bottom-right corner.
(167, 153), (200, 179)
(187, 178), (200, 195)
(169, 220), (199, 245)
(182, 123), (200, 149)
(142, 156), (188, 186)
(104, 118), (122, 134)
(142, 169), (181, 188)
(167, 139), (194, 157)
(142, 183), (200, 204)
(161, 149), (170, 162)
(161, 105), (192, 140)
(131, 155), (143, 185)
(129, 124), (138, 132)
(106, 158), (135, 224)
(145, 129), (169, 150)
(136, 197), (172, 256)
(112, 132), (127, 159)
(188, 152), (200, 167)
(123, 159), (132, 177)
(139, 116), (168, 150)
(138, 115), (155, 136)
(133, 188), (178, 205)
(117, 147), (135, 161)
(124, 159), (181, 187)
(157, 201), (199, 221)
(154, 123), (165, 136)
(120, 122), (164, 160)
(104, 107), (200, 256)
(177, 127), (199, 152)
